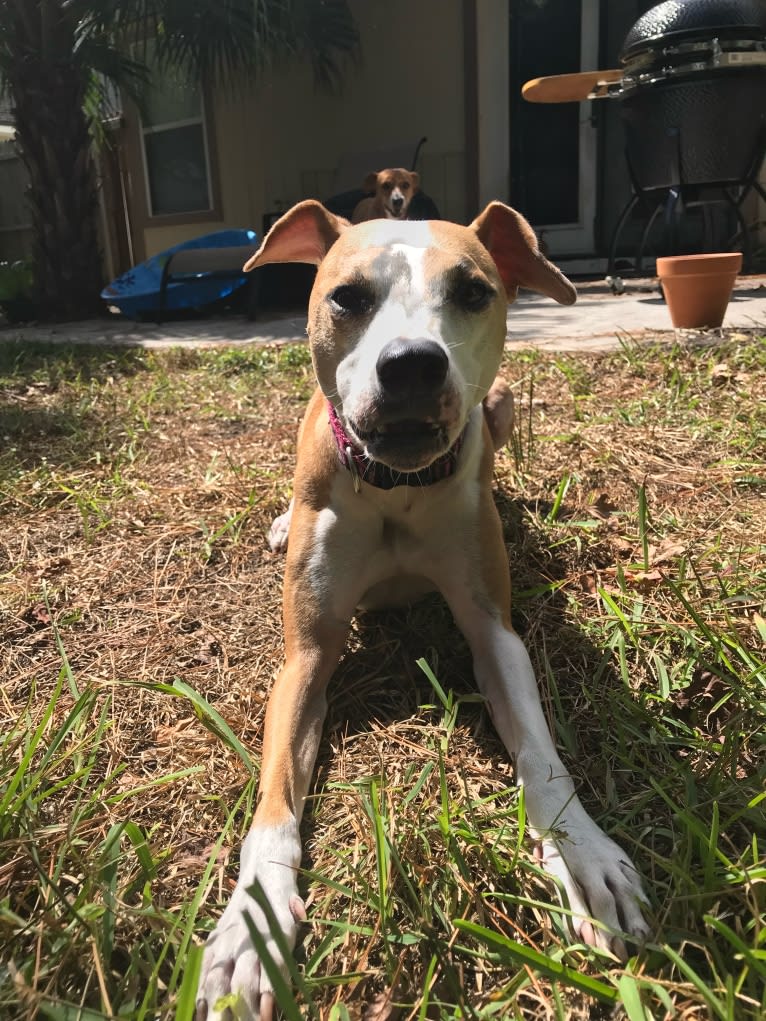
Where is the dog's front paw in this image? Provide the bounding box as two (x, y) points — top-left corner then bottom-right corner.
(268, 499), (293, 553)
(538, 822), (650, 959)
(196, 826), (304, 1021)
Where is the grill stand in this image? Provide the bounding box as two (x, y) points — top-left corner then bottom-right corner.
(607, 80), (766, 277)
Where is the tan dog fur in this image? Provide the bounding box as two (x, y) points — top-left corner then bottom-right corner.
(194, 201), (650, 1021)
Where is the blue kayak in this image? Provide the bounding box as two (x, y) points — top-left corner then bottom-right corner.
(101, 228), (258, 319)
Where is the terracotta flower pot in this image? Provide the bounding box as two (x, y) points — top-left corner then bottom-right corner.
(656, 252), (742, 329)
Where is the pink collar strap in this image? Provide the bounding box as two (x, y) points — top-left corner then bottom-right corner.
(327, 401), (465, 492)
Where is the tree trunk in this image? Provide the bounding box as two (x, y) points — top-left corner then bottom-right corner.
(8, 16), (104, 320)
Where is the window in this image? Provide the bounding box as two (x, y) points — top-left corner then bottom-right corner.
(140, 53), (212, 217)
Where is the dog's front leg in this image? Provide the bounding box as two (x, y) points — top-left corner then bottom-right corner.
(440, 499), (650, 958)
(196, 527), (351, 1021)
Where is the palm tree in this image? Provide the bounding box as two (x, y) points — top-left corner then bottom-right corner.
(0, 0), (358, 320)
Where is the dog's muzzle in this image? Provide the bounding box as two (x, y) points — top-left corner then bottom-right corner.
(343, 339), (450, 470)
(328, 401), (465, 491)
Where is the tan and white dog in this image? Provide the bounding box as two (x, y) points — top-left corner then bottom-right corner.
(352, 167), (419, 223)
(195, 200), (650, 1021)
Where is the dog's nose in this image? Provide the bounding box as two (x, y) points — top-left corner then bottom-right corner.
(376, 339), (448, 398)
(391, 195), (404, 211)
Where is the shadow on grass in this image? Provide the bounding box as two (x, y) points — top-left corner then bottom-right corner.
(307, 482), (648, 815)
(291, 472), (765, 1012)
(0, 339), (149, 382)
(287, 484), (653, 1009)
(0, 341), (150, 472)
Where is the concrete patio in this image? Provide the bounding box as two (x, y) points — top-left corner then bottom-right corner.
(2, 275), (765, 353)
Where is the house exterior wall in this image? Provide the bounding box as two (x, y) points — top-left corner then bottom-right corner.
(0, 141), (33, 262)
(137, 0), (466, 261)
(118, 0), (766, 271)
(475, 0), (509, 209)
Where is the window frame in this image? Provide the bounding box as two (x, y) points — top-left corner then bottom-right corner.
(122, 80), (222, 245)
(139, 86), (215, 218)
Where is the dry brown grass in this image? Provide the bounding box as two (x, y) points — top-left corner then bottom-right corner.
(1, 332), (764, 1020)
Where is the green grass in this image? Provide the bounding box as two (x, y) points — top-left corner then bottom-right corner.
(1, 332), (764, 1019)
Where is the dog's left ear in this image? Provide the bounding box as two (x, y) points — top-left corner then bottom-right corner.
(471, 201), (576, 305)
(362, 171), (379, 193)
(410, 171), (420, 192)
(243, 200), (350, 271)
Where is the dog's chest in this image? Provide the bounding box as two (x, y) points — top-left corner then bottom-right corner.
(323, 483), (457, 570)
(380, 514), (413, 551)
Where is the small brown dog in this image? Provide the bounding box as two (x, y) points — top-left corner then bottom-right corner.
(351, 167), (419, 223)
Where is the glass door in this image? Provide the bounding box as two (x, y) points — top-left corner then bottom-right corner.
(509, 0), (599, 255)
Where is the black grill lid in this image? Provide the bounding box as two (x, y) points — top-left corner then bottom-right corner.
(622, 0), (766, 61)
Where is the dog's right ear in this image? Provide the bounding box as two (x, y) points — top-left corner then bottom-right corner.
(362, 171), (379, 193)
(470, 201), (576, 306)
(243, 200), (350, 270)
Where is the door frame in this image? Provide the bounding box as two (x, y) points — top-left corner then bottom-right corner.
(473, 0), (601, 256)
(538, 0), (600, 255)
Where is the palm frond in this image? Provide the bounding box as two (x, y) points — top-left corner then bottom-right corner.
(152, 0), (358, 89)
(155, 0), (271, 83)
(295, 0), (360, 91)
(76, 38), (150, 111)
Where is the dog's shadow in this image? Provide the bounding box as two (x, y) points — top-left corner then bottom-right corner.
(302, 480), (636, 855)
(288, 480), (674, 1011)
(309, 486), (614, 741)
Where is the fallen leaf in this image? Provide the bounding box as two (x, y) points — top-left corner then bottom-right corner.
(591, 493), (619, 520)
(674, 668), (733, 732)
(710, 362), (746, 387)
(622, 568), (663, 585)
(24, 603), (51, 626)
(363, 989), (401, 1021)
(711, 362), (732, 384)
(579, 571), (599, 595)
(647, 539), (686, 565)
(196, 634), (225, 665)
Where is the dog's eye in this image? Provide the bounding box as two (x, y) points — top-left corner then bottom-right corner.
(454, 278), (494, 311)
(329, 284), (374, 316)
(401, 183), (410, 191)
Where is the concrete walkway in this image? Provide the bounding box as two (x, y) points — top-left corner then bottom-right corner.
(2, 276), (765, 353)
(505, 275), (766, 350)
